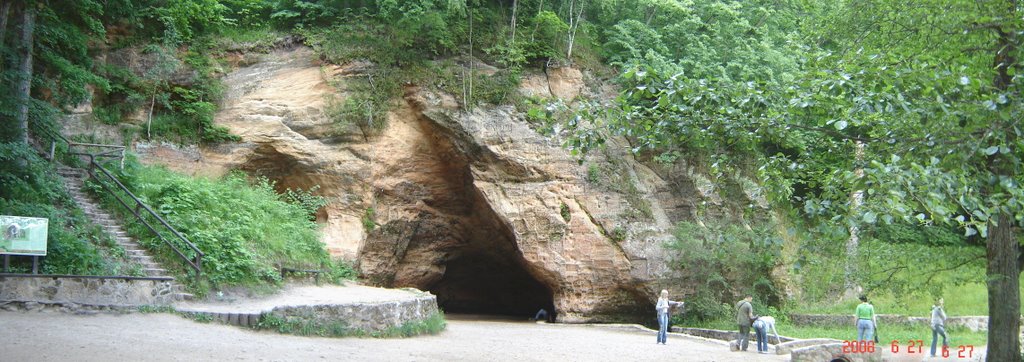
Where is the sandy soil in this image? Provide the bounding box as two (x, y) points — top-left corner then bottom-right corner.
(0, 311), (788, 362)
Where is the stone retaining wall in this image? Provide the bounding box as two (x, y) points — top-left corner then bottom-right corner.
(791, 343), (882, 362)
(267, 294), (439, 333)
(790, 314), (992, 332)
(0, 274), (176, 306)
(671, 327), (796, 344)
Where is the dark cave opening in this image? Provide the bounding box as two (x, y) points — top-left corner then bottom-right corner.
(431, 248), (556, 319)
(423, 188), (557, 319)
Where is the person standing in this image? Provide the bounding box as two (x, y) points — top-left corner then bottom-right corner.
(855, 295), (877, 342)
(930, 298), (948, 357)
(735, 295), (754, 351)
(655, 290), (683, 344)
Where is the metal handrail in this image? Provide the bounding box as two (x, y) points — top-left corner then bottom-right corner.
(34, 126), (203, 276)
(81, 154), (204, 275)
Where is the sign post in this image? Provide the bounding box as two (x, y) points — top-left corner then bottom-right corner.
(1, 216), (48, 274)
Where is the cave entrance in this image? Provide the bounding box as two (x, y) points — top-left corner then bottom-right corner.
(425, 189), (555, 319)
(431, 244), (555, 319)
(368, 102), (556, 320)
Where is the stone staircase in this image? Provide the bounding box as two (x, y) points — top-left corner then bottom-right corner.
(56, 166), (193, 300)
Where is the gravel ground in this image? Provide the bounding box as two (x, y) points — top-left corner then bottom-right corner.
(0, 311), (788, 362)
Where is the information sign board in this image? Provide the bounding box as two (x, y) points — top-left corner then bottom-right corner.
(0, 216), (48, 256)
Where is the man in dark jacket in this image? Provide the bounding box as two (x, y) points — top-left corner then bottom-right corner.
(736, 295), (754, 351)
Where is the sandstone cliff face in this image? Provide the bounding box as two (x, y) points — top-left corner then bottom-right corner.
(131, 47), (765, 322)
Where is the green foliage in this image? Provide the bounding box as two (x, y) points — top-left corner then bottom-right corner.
(471, 70), (522, 105)
(572, 0), (1024, 242)
(324, 259), (358, 283)
(684, 318), (988, 347)
(601, 19), (668, 67)
(282, 186), (328, 221)
(522, 98), (567, 135)
(137, 305), (176, 314)
(585, 164), (600, 183)
(362, 207), (377, 232)
(792, 224), (986, 305)
(871, 223), (968, 247)
(88, 44), (236, 145)
(529, 11), (570, 58)
(610, 226), (626, 243)
(0, 143), (132, 275)
(33, 1), (111, 107)
(559, 202), (571, 222)
(139, 0), (232, 44)
(796, 280), (1024, 317)
(856, 240), (985, 299)
(377, 311), (447, 338)
(325, 72), (400, 134)
(257, 311), (445, 338)
(86, 160), (345, 288)
(184, 312), (216, 323)
(666, 220), (782, 323)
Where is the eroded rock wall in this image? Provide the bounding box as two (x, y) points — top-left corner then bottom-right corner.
(133, 47), (767, 322)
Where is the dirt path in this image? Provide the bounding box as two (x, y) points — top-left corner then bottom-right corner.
(0, 311), (786, 361)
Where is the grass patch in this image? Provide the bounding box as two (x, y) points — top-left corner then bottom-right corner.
(136, 306), (215, 324)
(85, 157), (356, 294)
(136, 305), (177, 314)
(256, 311), (446, 338)
(377, 311), (447, 338)
(794, 281), (1024, 316)
(685, 318), (987, 347)
(182, 312), (216, 323)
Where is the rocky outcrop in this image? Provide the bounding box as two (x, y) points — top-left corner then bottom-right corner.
(135, 47), (765, 322)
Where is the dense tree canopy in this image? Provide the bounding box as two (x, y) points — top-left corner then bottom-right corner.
(565, 1), (1023, 360)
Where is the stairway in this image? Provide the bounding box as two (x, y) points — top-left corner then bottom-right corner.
(56, 166), (193, 300)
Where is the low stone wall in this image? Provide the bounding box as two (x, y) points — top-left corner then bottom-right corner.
(0, 274), (176, 306)
(672, 327), (796, 345)
(776, 338), (844, 355)
(791, 343), (882, 362)
(266, 293), (439, 333)
(790, 314), (992, 332)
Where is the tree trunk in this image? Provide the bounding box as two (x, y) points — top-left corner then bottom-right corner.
(844, 141), (865, 299)
(986, 213), (1020, 362)
(147, 93), (155, 140)
(530, 0), (544, 42)
(14, 4), (34, 145)
(509, 0), (518, 45)
(468, 8), (473, 109)
(0, 0), (12, 51)
(986, 2), (1019, 360)
(566, 0), (584, 60)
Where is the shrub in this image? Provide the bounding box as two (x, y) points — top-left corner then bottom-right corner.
(871, 223), (966, 246)
(665, 220), (783, 323)
(283, 185), (328, 221)
(0, 143), (128, 275)
(362, 207), (377, 232)
(87, 159), (348, 289)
